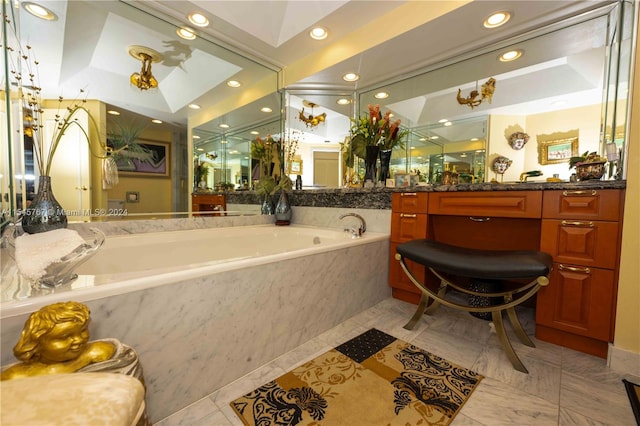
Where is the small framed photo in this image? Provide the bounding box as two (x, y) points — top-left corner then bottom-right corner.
(395, 173), (410, 187)
(126, 191), (140, 203)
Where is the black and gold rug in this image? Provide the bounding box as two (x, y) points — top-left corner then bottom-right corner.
(623, 379), (640, 425)
(230, 328), (483, 425)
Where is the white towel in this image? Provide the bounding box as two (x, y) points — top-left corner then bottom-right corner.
(15, 229), (86, 280)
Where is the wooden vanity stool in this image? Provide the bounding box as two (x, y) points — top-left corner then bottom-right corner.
(395, 239), (552, 374)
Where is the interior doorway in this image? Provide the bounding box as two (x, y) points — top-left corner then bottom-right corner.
(313, 151), (339, 188)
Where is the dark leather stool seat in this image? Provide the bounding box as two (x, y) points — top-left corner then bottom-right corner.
(395, 239), (553, 374)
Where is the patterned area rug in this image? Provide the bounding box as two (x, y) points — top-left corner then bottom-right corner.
(230, 328), (483, 425)
(623, 379), (640, 425)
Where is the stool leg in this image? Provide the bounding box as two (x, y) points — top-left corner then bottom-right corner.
(506, 306), (535, 347)
(424, 281), (447, 315)
(491, 310), (529, 374)
(404, 293), (429, 330)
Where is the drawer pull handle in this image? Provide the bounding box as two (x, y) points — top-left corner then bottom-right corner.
(561, 220), (594, 227)
(469, 217), (491, 222)
(400, 213), (417, 218)
(559, 264), (591, 274)
(562, 190), (597, 196)
(401, 192), (417, 196)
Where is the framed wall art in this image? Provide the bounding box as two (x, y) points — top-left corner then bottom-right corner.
(111, 139), (170, 177)
(537, 137), (578, 165)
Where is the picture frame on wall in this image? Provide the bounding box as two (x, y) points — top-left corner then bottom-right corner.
(538, 137), (578, 165)
(110, 139), (170, 177)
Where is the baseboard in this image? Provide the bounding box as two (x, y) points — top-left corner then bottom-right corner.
(608, 344), (640, 376)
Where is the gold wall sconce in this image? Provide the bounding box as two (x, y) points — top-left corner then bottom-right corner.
(128, 46), (162, 90)
(298, 101), (327, 128)
(456, 78), (496, 109)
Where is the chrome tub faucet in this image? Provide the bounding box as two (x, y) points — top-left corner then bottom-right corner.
(339, 213), (366, 237)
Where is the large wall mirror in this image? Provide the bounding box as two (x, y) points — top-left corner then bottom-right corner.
(0, 0), (279, 226)
(357, 1), (632, 184)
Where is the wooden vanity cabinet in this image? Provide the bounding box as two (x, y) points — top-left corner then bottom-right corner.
(192, 193), (226, 216)
(536, 189), (625, 358)
(389, 192), (428, 304)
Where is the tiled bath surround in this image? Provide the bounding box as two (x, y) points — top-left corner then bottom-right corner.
(1, 206), (391, 422)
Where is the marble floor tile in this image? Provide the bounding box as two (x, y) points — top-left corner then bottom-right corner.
(155, 297), (636, 426)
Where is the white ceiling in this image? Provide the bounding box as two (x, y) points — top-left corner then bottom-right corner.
(13, 0), (618, 142)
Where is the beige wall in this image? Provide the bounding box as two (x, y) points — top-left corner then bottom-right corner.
(613, 18), (640, 355)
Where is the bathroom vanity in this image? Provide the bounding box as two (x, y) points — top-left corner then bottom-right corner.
(388, 181), (626, 359)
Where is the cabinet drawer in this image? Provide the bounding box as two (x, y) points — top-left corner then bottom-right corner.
(428, 191), (542, 218)
(391, 213), (427, 242)
(542, 189), (622, 220)
(392, 192), (428, 213)
(540, 220), (619, 269)
(536, 264), (614, 341)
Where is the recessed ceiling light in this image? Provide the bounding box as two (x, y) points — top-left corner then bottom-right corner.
(499, 49), (523, 62)
(227, 80), (241, 88)
(444, 121), (452, 127)
(419, 138), (427, 141)
(470, 138), (479, 141)
(188, 12), (209, 27)
(309, 27), (328, 40)
(188, 104), (201, 110)
(23, 2), (57, 20)
(107, 110), (120, 116)
(484, 11), (511, 29)
(250, 131), (259, 135)
(261, 107), (273, 113)
(219, 123), (229, 129)
(438, 118), (448, 123)
(410, 146), (416, 149)
(221, 140), (228, 144)
(374, 92), (389, 99)
(176, 27), (196, 40)
(430, 136), (439, 140)
(343, 73), (359, 82)
(193, 135), (201, 139)
(152, 119), (163, 124)
(196, 147), (204, 152)
(336, 98), (352, 105)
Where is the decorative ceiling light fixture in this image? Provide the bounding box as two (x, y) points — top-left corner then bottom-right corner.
(129, 46), (162, 91)
(298, 101), (326, 128)
(456, 77), (496, 109)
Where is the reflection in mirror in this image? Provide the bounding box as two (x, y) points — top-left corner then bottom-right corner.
(358, 2), (631, 184)
(1, 0), (279, 225)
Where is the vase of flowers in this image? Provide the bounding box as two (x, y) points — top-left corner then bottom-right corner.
(349, 104), (408, 186)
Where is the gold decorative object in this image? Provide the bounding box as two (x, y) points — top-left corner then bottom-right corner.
(491, 156), (512, 183)
(538, 137), (578, 165)
(456, 78), (496, 109)
(129, 45), (162, 90)
(298, 101), (326, 128)
(1, 301), (143, 384)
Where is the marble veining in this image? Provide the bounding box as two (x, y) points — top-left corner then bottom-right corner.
(155, 298), (640, 426)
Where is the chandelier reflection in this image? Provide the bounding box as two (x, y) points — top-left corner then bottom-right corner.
(129, 46), (162, 91)
(456, 78), (496, 109)
(298, 101), (326, 128)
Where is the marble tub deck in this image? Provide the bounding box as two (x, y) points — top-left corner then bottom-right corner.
(156, 297), (639, 426)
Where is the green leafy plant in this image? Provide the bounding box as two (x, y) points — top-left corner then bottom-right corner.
(255, 175), (293, 196)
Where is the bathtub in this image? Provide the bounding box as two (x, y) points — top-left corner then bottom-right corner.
(1, 224), (390, 422)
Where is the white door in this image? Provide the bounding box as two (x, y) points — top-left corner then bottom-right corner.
(42, 108), (91, 221)
(313, 151), (339, 187)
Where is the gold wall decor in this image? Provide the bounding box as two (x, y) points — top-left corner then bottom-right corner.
(456, 78), (496, 109)
(537, 137), (579, 165)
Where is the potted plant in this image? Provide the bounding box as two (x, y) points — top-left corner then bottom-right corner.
(348, 104), (408, 183)
(569, 151), (607, 181)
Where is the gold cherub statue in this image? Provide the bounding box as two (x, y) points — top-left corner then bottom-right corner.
(1, 301), (143, 384)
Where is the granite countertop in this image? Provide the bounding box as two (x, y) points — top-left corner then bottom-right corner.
(224, 180), (626, 210)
